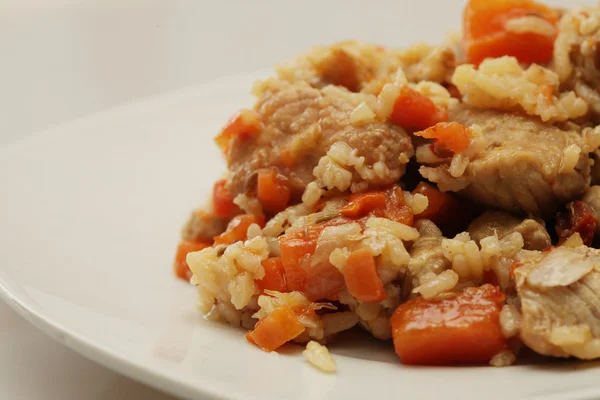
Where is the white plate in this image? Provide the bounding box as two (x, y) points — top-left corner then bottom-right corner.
(2, 69), (600, 400)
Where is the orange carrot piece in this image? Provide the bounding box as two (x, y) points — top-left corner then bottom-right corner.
(214, 109), (262, 153)
(391, 284), (506, 365)
(256, 257), (288, 292)
(389, 86), (448, 130)
(213, 214), (264, 246)
(463, 0), (558, 65)
(212, 179), (240, 219)
(414, 122), (472, 153)
(248, 306), (305, 351)
(340, 192), (387, 218)
(279, 219), (347, 301)
(257, 168), (291, 214)
(343, 248), (386, 303)
(381, 186), (414, 226)
(173, 240), (211, 281)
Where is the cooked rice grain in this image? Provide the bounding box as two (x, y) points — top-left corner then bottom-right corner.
(303, 341), (336, 373)
(452, 56), (588, 121)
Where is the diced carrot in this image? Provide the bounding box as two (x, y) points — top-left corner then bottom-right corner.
(173, 240), (211, 281)
(381, 186), (414, 226)
(343, 248), (386, 303)
(256, 257), (288, 292)
(414, 122), (472, 153)
(340, 192), (387, 218)
(389, 86), (448, 131)
(391, 284), (507, 365)
(339, 187), (412, 225)
(212, 179), (241, 219)
(257, 168), (291, 214)
(279, 219), (347, 301)
(213, 214), (264, 246)
(248, 306), (306, 351)
(463, 0), (558, 65)
(214, 109), (262, 153)
(412, 182), (462, 225)
(245, 331), (256, 345)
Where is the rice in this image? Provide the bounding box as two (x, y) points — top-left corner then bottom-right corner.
(553, 6), (600, 83)
(396, 43), (456, 84)
(504, 15), (556, 37)
(365, 217), (419, 241)
(329, 247), (350, 271)
(350, 101), (377, 125)
(413, 269), (459, 299)
(262, 203), (311, 237)
(411, 81), (458, 108)
(452, 56), (588, 122)
(441, 231), (524, 284)
(233, 194), (263, 216)
(500, 304), (522, 339)
(188, 233), (270, 317)
(303, 341), (336, 373)
(490, 349), (516, 367)
(409, 193), (429, 215)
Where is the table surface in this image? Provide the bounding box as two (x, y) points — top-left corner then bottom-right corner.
(0, 0), (477, 398)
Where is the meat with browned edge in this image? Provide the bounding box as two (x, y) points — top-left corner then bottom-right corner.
(468, 211), (551, 251)
(224, 79), (414, 199)
(420, 105), (591, 216)
(514, 246), (600, 359)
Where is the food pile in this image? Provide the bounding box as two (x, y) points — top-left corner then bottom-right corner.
(174, 0), (600, 370)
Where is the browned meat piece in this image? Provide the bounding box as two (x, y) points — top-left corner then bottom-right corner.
(582, 186), (600, 235)
(181, 211), (228, 242)
(407, 219), (451, 287)
(514, 246), (600, 359)
(225, 79), (414, 198)
(420, 105), (591, 216)
(468, 211), (551, 251)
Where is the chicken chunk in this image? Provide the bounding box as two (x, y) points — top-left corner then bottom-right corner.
(420, 105), (592, 216)
(514, 246), (600, 359)
(468, 211), (551, 251)
(225, 79), (414, 198)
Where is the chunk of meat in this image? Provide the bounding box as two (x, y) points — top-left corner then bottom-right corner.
(468, 211), (551, 251)
(420, 105), (591, 216)
(225, 79), (413, 198)
(582, 186), (600, 235)
(181, 210), (227, 242)
(407, 219), (451, 287)
(514, 246), (600, 359)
